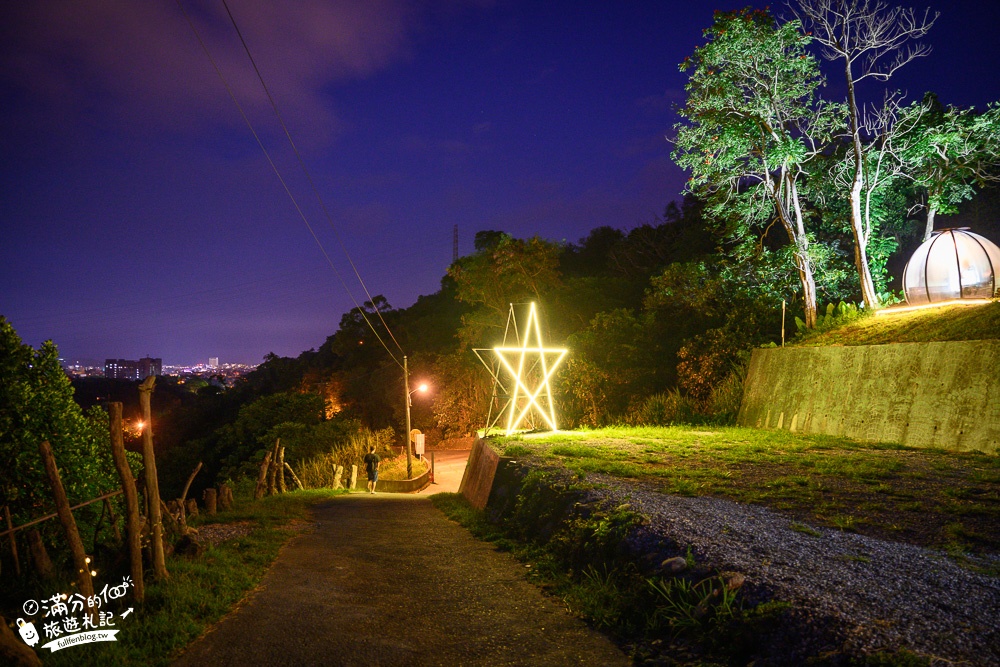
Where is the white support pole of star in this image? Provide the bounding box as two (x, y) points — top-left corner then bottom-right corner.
(492, 302), (567, 435)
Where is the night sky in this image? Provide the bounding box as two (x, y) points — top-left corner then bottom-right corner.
(3, 1), (999, 366)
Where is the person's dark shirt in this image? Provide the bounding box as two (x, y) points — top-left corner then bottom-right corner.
(363, 452), (380, 476)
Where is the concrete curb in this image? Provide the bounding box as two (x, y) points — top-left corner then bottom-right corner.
(373, 467), (431, 493)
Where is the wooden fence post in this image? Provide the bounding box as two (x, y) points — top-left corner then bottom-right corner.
(178, 461), (202, 529)
(266, 440), (280, 496)
(26, 530), (54, 579)
(138, 376), (168, 580)
(203, 488), (217, 515)
(103, 498), (122, 543)
(3, 505), (19, 576)
(180, 462), (202, 508)
(277, 447), (287, 494)
(37, 440), (95, 612)
(254, 452), (272, 500)
(218, 483), (233, 510)
(284, 462), (304, 490)
(109, 401), (144, 603)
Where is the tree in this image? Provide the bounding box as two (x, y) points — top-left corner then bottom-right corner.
(674, 8), (837, 327)
(792, 0), (937, 307)
(898, 94), (1000, 240)
(448, 234), (563, 347)
(0, 318), (124, 530)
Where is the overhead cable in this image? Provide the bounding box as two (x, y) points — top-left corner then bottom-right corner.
(175, 0), (403, 369)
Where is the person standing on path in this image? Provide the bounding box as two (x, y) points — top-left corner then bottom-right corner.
(363, 446), (380, 494)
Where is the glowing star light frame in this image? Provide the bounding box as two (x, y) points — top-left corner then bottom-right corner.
(474, 302), (568, 436)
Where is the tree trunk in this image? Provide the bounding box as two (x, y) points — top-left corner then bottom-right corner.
(3, 505), (20, 577)
(924, 205), (937, 242)
(185, 499), (198, 518)
(26, 530), (54, 580)
(37, 440), (96, 615)
(138, 376), (168, 580)
(844, 62), (880, 310)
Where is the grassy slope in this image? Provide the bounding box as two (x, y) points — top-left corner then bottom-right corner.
(791, 301), (1000, 347)
(497, 427), (1000, 564)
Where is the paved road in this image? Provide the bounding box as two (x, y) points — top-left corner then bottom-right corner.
(173, 494), (629, 667)
(417, 449), (470, 495)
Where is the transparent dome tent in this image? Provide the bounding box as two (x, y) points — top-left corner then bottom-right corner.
(902, 228), (1000, 305)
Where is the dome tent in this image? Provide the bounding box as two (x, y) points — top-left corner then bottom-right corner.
(902, 228), (1000, 305)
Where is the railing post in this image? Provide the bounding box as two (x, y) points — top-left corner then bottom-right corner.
(38, 440), (95, 617)
(139, 376), (168, 580)
(109, 401), (145, 603)
(3, 505), (20, 576)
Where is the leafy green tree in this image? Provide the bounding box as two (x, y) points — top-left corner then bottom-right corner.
(448, 233), (563, 347)
(0, 318), (125, 530)
(645, 260), (782, 400)
(213, 392), (325, 477)
(673, 8), (838, 328)
(899, 94), (1000, 240)
(559, 309), (659, 426)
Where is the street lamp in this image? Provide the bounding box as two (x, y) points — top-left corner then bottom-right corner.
(403, 356), (428, 479)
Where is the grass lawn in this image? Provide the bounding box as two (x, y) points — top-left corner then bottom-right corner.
(495, 426), (1000, 561)
(792, 300), (1000, 347)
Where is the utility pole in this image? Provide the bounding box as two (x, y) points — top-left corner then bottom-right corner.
(404, 355), (413, 479)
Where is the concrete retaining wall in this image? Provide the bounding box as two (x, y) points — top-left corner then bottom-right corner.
(738, 340), (1000, 454)
(458, 438), (500, 509)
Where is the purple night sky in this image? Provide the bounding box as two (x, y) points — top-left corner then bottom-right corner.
(2, 1), (999, 365)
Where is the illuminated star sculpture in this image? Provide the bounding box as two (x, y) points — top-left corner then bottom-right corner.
(474, 302), (568, 436)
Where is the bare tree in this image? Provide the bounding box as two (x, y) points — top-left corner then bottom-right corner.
(791, 0), (937, 307)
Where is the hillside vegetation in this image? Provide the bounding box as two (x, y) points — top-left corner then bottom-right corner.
(792, 300), (1000, 347)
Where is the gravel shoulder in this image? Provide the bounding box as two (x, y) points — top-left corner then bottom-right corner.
(593, 474), (1000, 665)
(172, 494), (629, 667)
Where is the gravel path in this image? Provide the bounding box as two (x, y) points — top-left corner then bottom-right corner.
(593, 474), (1000, 665)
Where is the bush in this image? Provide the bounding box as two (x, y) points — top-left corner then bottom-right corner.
(704, 360), (748, 425)
(635, 390), (702, 426)
(294, 427), (395, 489)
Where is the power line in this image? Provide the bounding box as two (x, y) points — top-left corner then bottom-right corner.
(220, 0), (405, 359)
(175, 0), (403, 369)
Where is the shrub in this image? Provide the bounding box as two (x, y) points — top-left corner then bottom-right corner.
(635, 390), (702, 426)
(704, 360), (748, 425)
(294, 427), (395, 489)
